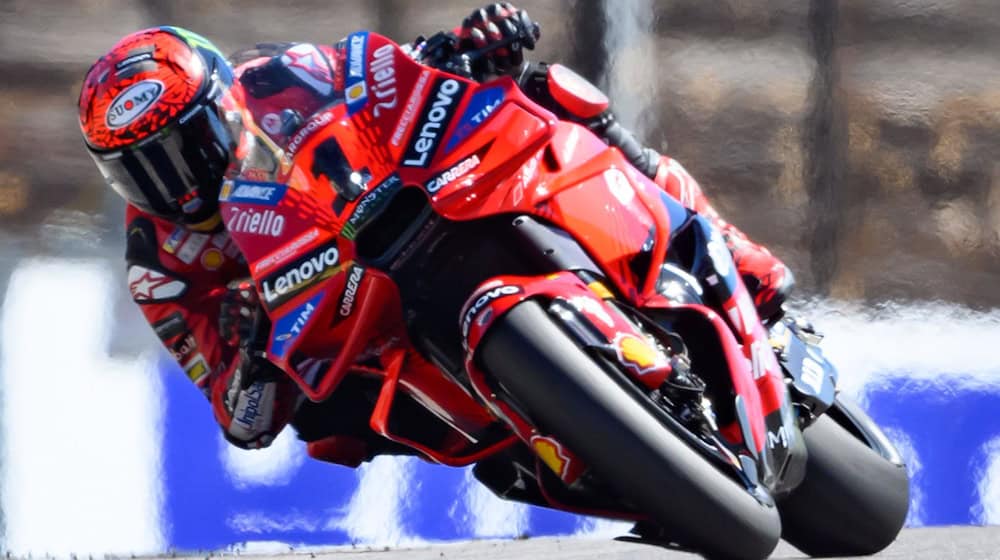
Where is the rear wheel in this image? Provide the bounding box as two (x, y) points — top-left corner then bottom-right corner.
(480, 301), (781, 560)
(778, 402), (910, 557)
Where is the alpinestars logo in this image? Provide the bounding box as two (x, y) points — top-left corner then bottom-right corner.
(260, 242), (340, 309)
(402, 78), (467, 167)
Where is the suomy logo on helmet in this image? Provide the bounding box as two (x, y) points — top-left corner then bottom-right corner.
(106, 80), (164, 130)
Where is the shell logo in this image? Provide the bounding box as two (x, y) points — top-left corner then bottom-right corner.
(346, 81), (367, 104)
(531, 435), (571, 479)
(614, 332), (667, 376)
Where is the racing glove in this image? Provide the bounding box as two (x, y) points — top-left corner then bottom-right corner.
(216, 276), (295, 449)
(221, 346), (294, 449)
(219, 277), (258, 347)
(459, 3), (540, 74)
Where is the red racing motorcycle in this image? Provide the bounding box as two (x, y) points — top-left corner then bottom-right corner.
(221, 31), (909, 560)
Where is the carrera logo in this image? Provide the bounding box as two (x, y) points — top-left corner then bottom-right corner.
(461, 285), (522, 339)
(403, 78), (467, 167)
(228, 207), (285, 237)
(287, 110), (333, 157)
(426, 153), (480, 194)
(426, 141), (492, 194)
(427, 155), (479, 194)
(370, 44), (397, 117)
(260, 242), (340, 309)
(106, 80), (163, 129)
(339, 265), (364, 317)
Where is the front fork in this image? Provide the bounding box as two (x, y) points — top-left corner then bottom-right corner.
(642, 214), (812, 495)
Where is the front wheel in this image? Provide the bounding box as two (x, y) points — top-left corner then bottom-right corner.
(479, 301), (781, 560)
(778, 401), (910, 556)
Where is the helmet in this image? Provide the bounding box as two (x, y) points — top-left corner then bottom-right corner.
(79, 27), (238, 229)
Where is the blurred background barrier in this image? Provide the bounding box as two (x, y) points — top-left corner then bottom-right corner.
(1, 0), (999, 555)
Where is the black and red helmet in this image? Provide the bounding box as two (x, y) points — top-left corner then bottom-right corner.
(79, 26), (238, 229)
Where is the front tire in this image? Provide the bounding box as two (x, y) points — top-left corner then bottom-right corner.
(778, 405), (910, 557)
(480, 301), (781, 560)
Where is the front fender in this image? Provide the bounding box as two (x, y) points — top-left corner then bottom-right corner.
(461, 271), (672, 391)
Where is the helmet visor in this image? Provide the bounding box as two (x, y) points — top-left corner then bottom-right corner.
(89, 101), (234, 219)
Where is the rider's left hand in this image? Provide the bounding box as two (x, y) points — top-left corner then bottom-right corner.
(459, 3), (540, 73)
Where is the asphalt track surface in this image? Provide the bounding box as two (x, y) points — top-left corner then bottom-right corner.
(181, 527), (1000, 560)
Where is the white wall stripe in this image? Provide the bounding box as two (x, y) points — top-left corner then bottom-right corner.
(1, 260), (164, 556)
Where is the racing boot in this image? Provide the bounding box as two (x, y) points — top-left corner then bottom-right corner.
(650, 156), (794, 323)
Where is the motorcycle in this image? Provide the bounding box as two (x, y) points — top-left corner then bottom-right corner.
(221, 30), (910, 560)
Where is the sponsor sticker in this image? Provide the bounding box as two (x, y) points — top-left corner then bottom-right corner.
(114, 51), (153, 71)
(201, 248), (224, 271)
(391, 70), (431, 146)
(259, 241), (341, 309)
(253, 227), (322, 275)
(286, 110), (334, 157)
(271, 292), (324, 358)
(426, 153), (481, 194)
(342, 174), (401, 240)
(370, 43), (397, 118)
(176, 232), (209, 265)
(345, 31), (369, 114)
(461, 285), (522, 339)
(402, 77), (468, 167)
(127, 265), (187, 303)
(152, 311), (187, 341)
(338, 264), (365, 317)
(221, 180), (288, 206)
(446, 87), (505, 152)
(183, 354), (210, 385)
(105, 80), (163, 129)
(613, 332), (669, 376)
(261, 112), (282, 135)
(530, 435), (572, 479)
(227, 206), (286, 237)
(162, 227), (187, 255)
(170, 332), (198, 364)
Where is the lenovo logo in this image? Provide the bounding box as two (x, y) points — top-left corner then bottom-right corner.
(403, 78), (466, 167)
(260, 243), (340, 308)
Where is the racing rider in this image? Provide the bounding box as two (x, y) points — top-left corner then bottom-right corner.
(78, 6), (793, 463)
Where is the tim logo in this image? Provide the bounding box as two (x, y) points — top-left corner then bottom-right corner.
(106, 80), (163, 129)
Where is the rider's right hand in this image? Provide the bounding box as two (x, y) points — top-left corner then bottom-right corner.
(218, 277), (259, 347)
(459, 3), (540, 73)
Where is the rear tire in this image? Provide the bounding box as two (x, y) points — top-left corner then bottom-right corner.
(778, 409), (909, 557)
(480, 301), (781, 560)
